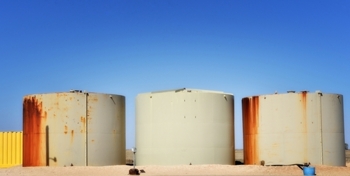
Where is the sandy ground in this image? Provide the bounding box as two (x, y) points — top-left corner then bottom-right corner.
(1, 150), (349, 175)
(0, 163), (349, 176)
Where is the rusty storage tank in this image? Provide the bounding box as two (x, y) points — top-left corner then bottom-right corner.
(23, 90), (125, 166)
(242, 91), (345, 166)
(136, 88), (235, 165)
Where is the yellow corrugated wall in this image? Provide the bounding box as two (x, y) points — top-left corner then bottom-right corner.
(0, 132), (23, 168)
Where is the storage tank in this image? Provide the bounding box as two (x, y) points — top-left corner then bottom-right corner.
(242, 91), (345, 166)
(23, 90), (125, 166)
(136, 88), (235, 165)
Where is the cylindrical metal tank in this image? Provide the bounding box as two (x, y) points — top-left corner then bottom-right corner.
(136, 88), (235, 165)
(23, 90), (125, 166)
(242, 91), (345, 166)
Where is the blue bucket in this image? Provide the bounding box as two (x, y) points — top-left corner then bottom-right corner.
(303, 166), (315, 176)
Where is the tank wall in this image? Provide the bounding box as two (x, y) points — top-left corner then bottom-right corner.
(321, 94), (345, 166)
(23, 92), (125, 167)
(87, 93), (126, 165)
(136, 90), (234, 165)
(242, 92), (345, 166)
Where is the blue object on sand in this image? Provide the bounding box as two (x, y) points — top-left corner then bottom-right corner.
(303, 166), (315, 176)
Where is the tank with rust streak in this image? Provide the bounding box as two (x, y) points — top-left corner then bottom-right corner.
(136, 88), (235, 165)
(242, 90), (345, 166)
(23, 90), (125, 167)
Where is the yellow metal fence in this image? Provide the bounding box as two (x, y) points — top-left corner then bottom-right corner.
(0, 132), (22, 168)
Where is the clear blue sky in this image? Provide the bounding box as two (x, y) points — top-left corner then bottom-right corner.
(1, 0), (349, 149)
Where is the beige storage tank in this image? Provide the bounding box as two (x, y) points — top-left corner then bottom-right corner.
(136, 88), (235, 165)
(242, 91), (345, 166)
(23, 90), (125, 166)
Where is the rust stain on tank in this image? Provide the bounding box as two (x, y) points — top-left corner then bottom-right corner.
(300, 91), (308, 162)
(300, 91), (307, 107)
(300, 91), (307, 133)
(23, 96), (47, 166)
(70, 130), (74, 144)
(90, 96), (99, 102)
(80, 116), (86, 133)
(80, 116), (86, 124)
(242, 96), (260, 165)
(64, 125), (68, 134)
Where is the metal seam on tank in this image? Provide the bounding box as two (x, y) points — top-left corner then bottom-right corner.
(150, 94), (154, 165)
(300, 91), (307, 163)
(340, 95), (346, 165)
(249, 96), (255, 164)
(252, 96), (259, 164)
(318, 93), (324, 164)
(85, 93), (88, 166)
(242, 98), (247, 164)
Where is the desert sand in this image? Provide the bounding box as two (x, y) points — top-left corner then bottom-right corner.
(1, 150), (349, 175)
(1, 163), (350, 176)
